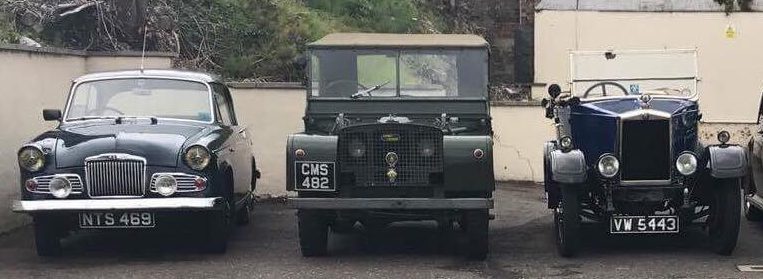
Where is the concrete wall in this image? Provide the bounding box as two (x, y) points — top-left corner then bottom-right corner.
(533, 10), (763, 123)
(0, 45), (173, 233)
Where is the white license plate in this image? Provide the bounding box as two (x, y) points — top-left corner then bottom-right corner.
(79, 212), (155, 228)
(610, 215), (679, 234)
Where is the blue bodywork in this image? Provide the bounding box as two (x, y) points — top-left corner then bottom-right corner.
(569, 97), (700, 170)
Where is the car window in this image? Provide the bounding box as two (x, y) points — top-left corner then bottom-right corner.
(212, 83), (236, 126)
(66, 78), (212, 122)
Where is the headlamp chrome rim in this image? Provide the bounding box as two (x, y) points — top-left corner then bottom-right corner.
(155, 175), (178, 196)
(559, 136), (573, 151)
(184, 145), (211, 171)
(18, 145), (45, 172)
(597, 153), (620, 178)
(49, 175), (72, 199)
(717, 130), (731, 144)
(676, 151), (698, 176)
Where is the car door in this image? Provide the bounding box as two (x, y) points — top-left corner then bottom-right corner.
(212, 83), (252, 199)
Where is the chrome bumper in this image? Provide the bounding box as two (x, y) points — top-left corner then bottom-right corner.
(12, 197), (223, 213)
(289, 198), (493, 210)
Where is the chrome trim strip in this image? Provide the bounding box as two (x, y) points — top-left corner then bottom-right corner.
(289, 198), (494, 209)
(12, 197), (222, 212)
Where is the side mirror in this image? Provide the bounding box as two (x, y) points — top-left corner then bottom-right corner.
(42, 109), (62, 121)
(548, 84), (562, 99)
(568, 96), (581, 106)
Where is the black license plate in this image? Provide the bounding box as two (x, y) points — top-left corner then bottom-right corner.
(610, 215), (679, 234)
(294, 161), (336, 191)
(79, 212), (155, 228)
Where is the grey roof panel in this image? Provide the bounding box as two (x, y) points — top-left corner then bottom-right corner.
(74, 69), (221, 83)
(537, 0), (763, 12)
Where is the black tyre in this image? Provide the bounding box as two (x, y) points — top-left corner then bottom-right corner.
(236, 196), (252, 226)
(33, 217), (62, 257)
(298, 210), (328, 257)
(743, 172), (763, 221)
(205, 199), (233, 254)
(709, 178), (741, 255)
(554, 184), (581, 257)
(464, 209), (489, 260)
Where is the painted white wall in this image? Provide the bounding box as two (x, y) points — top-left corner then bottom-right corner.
(534, 10), (763, 123)
(0, 48), (172, 233)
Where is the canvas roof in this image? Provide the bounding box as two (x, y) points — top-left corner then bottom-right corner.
(308, 33), (489, 49)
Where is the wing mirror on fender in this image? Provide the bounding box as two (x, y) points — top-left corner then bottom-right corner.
(42, 109), (62, 121)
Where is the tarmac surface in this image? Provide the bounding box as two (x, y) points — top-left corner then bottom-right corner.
(2, 182), (763, 278)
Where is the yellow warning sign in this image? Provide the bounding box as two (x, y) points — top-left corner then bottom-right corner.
(725, 24), (737, 39)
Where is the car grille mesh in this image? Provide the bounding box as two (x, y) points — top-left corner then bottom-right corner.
(620, 119), (671, 181)
(86, 159), (146, 197)
(338, 124), (443, 187)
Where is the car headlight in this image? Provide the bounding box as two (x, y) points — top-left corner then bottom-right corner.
(155, 175), (178, 196)
(717, 130), (730, 144)
(676, 152), (698, 176)
(18, 146), (45, 172)
(184, 145), (211, 170)
(49, 176), (72, 199)
(418, 141), (435, 157)
(348, 139), (365, 158)
(597, 154), (619, 178)
(559, 136), (573, 151)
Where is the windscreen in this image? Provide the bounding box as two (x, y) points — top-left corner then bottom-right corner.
(310, 49), (487, 98)
(66, 78), (212, 122)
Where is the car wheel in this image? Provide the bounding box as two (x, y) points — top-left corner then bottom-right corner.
(555, 184), (581, 257)
(205, 198), (233, 254)
(33, 217), (62, 257)
(743, 173), (763, 221)
(464, 209), (489, 260)
(236, 195), (252, 226)
(298, 210), (328, 257)
(709, 178), (741, 255)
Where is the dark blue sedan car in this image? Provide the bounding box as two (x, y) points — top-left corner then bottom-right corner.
(542, 69), (747, 257)
(12, 70), (259, 256)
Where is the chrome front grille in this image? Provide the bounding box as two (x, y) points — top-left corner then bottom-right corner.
(620, 119), (671, 181)
(150, 173), (205, 193)
(31, 174), (84, 194)
(85, 154), (146, 197)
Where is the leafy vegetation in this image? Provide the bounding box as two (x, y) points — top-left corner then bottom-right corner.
(0, 0), (464, 81)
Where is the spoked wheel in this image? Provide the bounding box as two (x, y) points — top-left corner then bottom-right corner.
(33, 217), (62, 257)
(464, 209), (489, 260)
(708, 178), (741, 255)
(298, 210), (329, 257)
(554, 184), (581, 257)
(205, 198), (233, 254)
(743, 171), (763, 221)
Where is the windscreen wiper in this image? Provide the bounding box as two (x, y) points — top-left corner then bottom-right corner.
(351, 80), (390, 99)
(66, 116), (118, 122)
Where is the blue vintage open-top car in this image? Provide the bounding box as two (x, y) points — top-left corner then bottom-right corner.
(542, 50), (747, 257)
(12, 70), (258, 256)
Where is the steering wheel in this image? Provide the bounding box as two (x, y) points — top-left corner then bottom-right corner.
(583, 82), (629, 98)
(98, 106), (124, 116)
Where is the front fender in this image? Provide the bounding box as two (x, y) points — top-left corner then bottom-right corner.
(706, 145), (747, 179)
(285, 134), (338, 191)
(549, 149), (587, 184)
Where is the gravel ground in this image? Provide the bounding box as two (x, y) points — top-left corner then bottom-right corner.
(2, 182), (763, 278)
